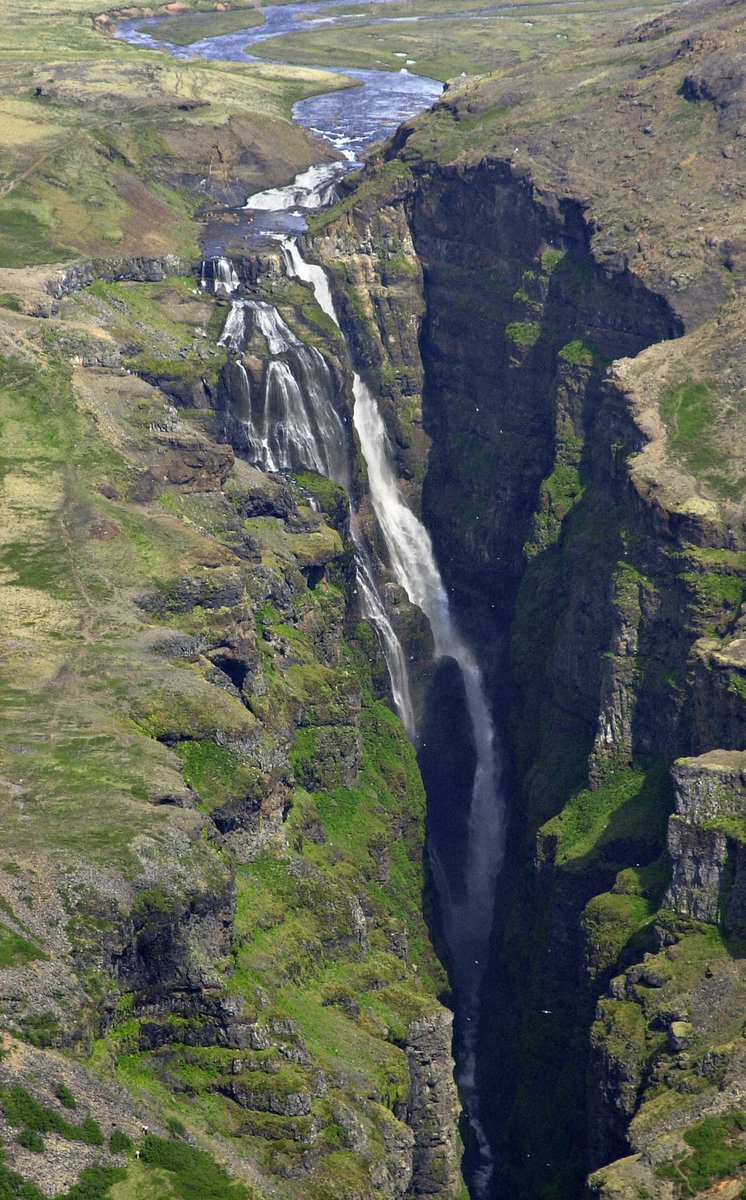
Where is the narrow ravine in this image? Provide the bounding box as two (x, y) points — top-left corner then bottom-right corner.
(121, 9), (506, 1192)
(281, 235), (505, 1193)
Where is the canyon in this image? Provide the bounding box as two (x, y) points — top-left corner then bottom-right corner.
(0, 0), (744, 1198)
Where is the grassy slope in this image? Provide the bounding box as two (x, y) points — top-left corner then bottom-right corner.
(0, 0), (349, 265)
(0, 263), (451, 1198)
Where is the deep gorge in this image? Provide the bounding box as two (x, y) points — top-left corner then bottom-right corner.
(0, 1), (744, 1198)
(302, 145), (745, 1198)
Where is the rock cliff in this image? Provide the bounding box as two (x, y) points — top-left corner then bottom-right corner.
(0, 253), (462, 1198)
(303, 1), (746, 1195)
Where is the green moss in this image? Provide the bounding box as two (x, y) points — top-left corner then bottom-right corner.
(525, 462), (585, 557)
(0, 924), (46, 968)
(660, 380), (720, 476)
(0, 293), (22, 311)
(139, 1135), (256, 1200)
(592, 998), (647, 1064)
(656, 1111), (746, 1196)
(109, 1130), (133, 1154)
(541, 248), (565, 272)
(55, 1083), (77, 1110)
(541, 760), (672, 872)
(512, 287), (540, 307)
(583, 888), (658, 980)
(17, 1012), (63, 1049)
(174, 740), (265, 811)
(16, 1128), (44, 1152)
(505, 320), (541, 349)
(681, 570), (744, 630)
(290, 471), (348, 523)
(0, 1085), (104, 1146)
(558, 339), (594, 367)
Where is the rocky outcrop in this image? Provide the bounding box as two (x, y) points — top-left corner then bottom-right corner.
(665, 752), (746, 934)
(406, 1012), (462, 1197)
(46, 255), (193, 304)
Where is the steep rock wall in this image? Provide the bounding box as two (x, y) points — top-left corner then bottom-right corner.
(311, 144), (745, 1200)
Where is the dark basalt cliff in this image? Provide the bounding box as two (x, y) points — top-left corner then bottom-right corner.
(306, 2), (746, 1193)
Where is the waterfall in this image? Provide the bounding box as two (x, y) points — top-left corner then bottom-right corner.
(215, 287), (351, 485)
(218, 300), (248, 350)
(202, 255), (240, 294)
(352, 538), (416, 738)
(282, 235), (504, 1196)
(245, 162), (343, 212)
(207, 253), (415, 734)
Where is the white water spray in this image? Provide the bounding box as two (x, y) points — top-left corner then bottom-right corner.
(283, 236), (505, 1192)
(203, 255), (240, 293)
(207, 253), (416, 736)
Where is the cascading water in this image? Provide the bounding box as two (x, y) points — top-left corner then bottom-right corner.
(216, 286), (351, 485)
(206, 255), (416, 737)
(282, 235), (505, 1196)
(202, 255), (240, 293)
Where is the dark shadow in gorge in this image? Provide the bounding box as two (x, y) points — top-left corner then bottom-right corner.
(418, 656), (485, 1187)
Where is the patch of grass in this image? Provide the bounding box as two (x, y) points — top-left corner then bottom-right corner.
(0, 1085), (104, 1145)
(656, 1111), (746, 1196)
(0, 199), (69, 267)
(139, 1135), (256, 1200)
(558, 339), (594, 367)
(290, 471), (348, 522)
(55, 1083), (77, 1110)
(505, 320), (541, 350)
(660, 380), (719, 475)
(109, 1129), (132, 1154)
(541, 248), (565, 272)
(174, 739), (265, 811)
(525, 462), (585, 557)
(0, 924), (46, 968)
(540, 759), (672, 872)
(153, 8), (265, 45)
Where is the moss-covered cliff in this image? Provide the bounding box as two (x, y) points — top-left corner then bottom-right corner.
(304, 1), (746, 1195)
(0, 237), (464, 1196)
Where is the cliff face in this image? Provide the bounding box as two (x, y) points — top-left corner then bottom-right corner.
(309, 2), (746, 1194)
(0, 253), (463, 1199)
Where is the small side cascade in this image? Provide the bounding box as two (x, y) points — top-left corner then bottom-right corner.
(202, 255), (240, 294)
(207, 260), (350, 484)
(282, 234), (505, 1197)
(235, 299), (350, 483)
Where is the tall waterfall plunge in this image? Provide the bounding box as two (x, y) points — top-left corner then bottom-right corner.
(209, 258), (416, 737)
(281, 238), (506, 1196)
